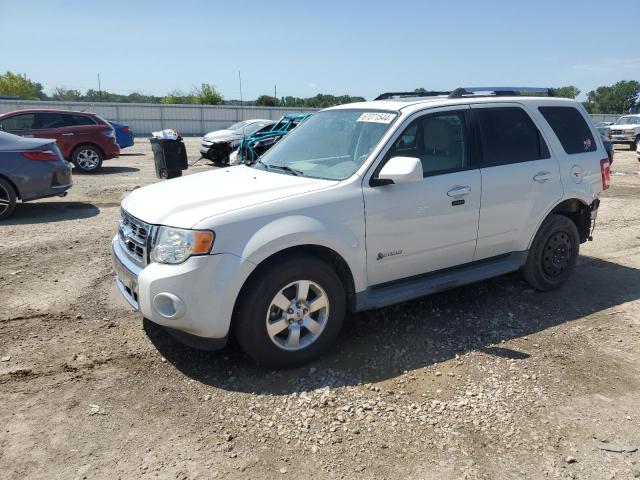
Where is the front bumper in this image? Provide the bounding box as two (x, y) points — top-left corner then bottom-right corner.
(610, 134), (636, 143)
(111, 236), (255, 341)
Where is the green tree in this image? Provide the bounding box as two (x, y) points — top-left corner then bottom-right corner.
(196, 83), (223, 105)
(256, 95), (278, 107)
(553, 86), (580, 99)
(0, 71), (47, 99)
(51, 87), (82, 101)
(586, 80), (640, 114)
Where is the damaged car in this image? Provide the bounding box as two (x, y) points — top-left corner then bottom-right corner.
(199, 119), (274, 164)
(233, 113), (312, 164)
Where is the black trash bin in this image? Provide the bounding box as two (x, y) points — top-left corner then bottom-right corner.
(150, 137), (188, 179)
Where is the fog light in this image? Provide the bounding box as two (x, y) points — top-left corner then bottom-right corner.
(153, 292), (186, 319)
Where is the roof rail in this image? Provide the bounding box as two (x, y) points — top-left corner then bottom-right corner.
(448, 87), (556, 99)
(375, 91), (451, 101)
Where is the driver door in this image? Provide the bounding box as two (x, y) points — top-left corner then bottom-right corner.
(363, 106), (481, 286)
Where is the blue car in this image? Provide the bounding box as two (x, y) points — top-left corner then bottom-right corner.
(108, 121), (134, 149)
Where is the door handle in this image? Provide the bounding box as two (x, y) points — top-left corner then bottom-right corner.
(533, 171), (552, 183)
(447, 186), (472, 197)
(61, 133), (75, 136)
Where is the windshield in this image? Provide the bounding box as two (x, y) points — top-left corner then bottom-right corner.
(228, 121), (249, 131)
(615, 116), (640, 125)
(255, 109), (397, 180)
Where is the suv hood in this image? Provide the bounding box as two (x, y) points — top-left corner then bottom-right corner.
(121, 166), (338, 228)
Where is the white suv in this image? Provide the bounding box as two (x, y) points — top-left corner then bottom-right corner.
(112, 87), (610, 368)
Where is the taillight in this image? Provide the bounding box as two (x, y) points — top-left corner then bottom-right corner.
(122, 126), (130, 133)
(101, 128), (116, 138)
(600, 158), (610, 190)
(22, 150), (59, 161)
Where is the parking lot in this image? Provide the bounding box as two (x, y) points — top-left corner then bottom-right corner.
(1, 139), (639, 479)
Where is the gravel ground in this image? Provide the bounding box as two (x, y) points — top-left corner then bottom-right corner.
(1, 138), (640, 480)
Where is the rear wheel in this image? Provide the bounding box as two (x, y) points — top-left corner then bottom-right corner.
(0, 177), (17, 220)
(522, 214), (580, 291)
(72, 145), (103, 173)
(234, 255), (346, 368)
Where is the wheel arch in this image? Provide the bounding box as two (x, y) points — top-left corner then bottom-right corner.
(0, 173), (21, 200)
(71, 142), (105, 160)
(233, 244), (359, 317)
(528, 197), (592, 248)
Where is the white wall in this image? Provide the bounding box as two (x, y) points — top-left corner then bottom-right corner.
(0, 99), (318, 135)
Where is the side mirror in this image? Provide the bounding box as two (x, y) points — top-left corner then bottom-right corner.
(373, 156), (423, 186)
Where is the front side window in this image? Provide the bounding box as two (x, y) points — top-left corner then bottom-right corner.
(257, 109), (397, 180)
(477, 107), (549, 167)
(539, 106), (597, 154)
(0, 113), (35, 131)
(387, 111), (468, 176)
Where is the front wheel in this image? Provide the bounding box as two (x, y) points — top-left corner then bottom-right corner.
(521, 214), (579, 291)
(634, 135), (640, 151)
(234, 255), (346, 368)
(72, 145), (103, 173)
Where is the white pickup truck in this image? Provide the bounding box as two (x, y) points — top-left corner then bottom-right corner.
(608, 114), (640, 150)
(112, 87), (609, 368)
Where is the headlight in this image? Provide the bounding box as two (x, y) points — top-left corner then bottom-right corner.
(624, 129), (635, 135)
(150, 226), (215, 264)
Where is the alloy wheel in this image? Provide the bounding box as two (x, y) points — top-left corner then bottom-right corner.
(76, 149), (100, 170)
(0, 184), (10, 216)
(265, 280), (330, 351)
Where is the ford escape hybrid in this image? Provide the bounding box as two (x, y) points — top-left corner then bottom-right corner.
(112, 87), (609, 368)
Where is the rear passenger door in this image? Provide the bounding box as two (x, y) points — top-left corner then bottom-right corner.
(472, 104), (563, 260)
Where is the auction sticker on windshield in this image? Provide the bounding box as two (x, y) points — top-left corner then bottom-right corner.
(357, 112), (396, 124)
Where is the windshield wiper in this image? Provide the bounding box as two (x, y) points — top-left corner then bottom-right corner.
(269, 164), (304, 176)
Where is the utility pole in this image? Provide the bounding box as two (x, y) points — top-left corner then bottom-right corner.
(238, 71), (244, 120)
(98, 73), (102, 102)
(274, 84), (277, 105)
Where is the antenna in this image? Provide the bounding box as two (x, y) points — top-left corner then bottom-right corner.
(239, 71), (246, 162)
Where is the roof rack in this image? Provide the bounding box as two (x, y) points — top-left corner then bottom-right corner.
(375, 91), (451, 101)
(448, 87), (556, 98)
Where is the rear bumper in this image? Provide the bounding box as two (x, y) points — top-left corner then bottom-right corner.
(103, 142), (120, 159)
(20, 163), (73, 201)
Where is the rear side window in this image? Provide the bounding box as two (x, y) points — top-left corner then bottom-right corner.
(477, 107), (550, 167)
(0, 113), (35, 130)
(33, 113), (71, 129)
(69, 114), (96, 126)
(538, 106), (597, 154)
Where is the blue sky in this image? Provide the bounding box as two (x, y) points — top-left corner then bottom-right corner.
(2, 0), (637, 100)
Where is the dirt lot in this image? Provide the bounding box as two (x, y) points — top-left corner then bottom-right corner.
(1, 139), (639, 480)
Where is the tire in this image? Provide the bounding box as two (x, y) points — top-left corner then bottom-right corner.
(0, 177), (17, 220)
(72, 145), (103, 173)
(521, 214), (580, 291)
(166, 170), (182, 179)
(634, 136), (640, 151)
(159, 168), (169, 179)
(234, 254), (346, 369)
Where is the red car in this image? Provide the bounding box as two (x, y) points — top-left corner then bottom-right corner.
(0, 109), (120, 173)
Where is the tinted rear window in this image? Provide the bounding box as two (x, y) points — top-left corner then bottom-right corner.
(477, 107), (550, 167)
(538, 106), (597, 154)
(69, 114), (96, 126)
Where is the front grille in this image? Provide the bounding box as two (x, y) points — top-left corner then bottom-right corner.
(118, 209), (153, 266)
(610, 129), (623, 135)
